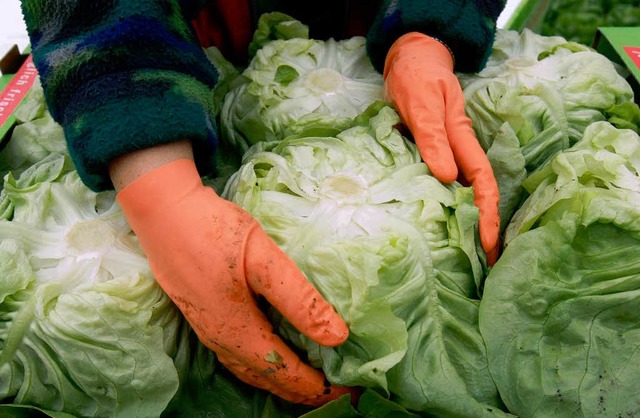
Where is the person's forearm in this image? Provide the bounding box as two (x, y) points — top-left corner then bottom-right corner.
(109, 141), (194, 192)
(21, 0), (218, 192)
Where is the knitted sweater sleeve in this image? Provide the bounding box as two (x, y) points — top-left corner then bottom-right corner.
(366, 0), (506, 74)
(20, 0), (217, 191)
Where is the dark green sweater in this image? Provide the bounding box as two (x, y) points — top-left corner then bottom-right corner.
(20, 0), (505, 191)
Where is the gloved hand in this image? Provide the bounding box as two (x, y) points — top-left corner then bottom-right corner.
(116, 158), (354, 406)
(383, 32), (500, 264)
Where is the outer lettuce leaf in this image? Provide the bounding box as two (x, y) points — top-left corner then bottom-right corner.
(223, 104), (509, 416)
(604, 101), (640, 133)
(458, 28), (636, 232)
(479, 122), (640, 417)
(0, 404), (77, 418)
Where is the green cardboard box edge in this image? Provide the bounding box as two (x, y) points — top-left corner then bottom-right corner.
(593, 27), (640, 103)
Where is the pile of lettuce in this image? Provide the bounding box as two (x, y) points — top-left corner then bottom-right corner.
(3, 14), (640, 417)
(217, 22), (640, 416)
(479, 121), (640, 417)
(223, 102), (508, 416)
(458, 28), (639, 231)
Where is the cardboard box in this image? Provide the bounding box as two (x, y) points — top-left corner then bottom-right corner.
(0, 45), (37, 147)
(593, 27), (640, 104)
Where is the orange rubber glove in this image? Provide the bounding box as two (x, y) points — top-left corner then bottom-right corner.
(116, 158), (354, 406)
(383, 32), (500, 265)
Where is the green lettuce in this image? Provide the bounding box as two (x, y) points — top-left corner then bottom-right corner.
(219, 33), (383, 154)
(458, 28), (637, 232)
(479, 122), (640, 417)
(223, 103), (510, 416)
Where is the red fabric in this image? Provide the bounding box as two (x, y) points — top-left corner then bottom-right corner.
(191, 0), (252, 64)
(346, 0), (376, 38)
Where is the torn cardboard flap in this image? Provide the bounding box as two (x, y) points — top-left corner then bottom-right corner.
(1, 44), (28, 75)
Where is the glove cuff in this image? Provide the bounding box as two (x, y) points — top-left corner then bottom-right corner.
(429, 36), (456, 68)
(384, 32), (455, 79)
(117, 159), (204, 221)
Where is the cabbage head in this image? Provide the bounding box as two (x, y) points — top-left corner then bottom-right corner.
(458, 28), (637, 231)
(220, 35), (383, 154)
(223, 103), (510, 417)
(479, 122), (640, 417)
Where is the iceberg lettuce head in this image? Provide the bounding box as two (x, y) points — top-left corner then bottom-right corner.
(220, 35), (383, 154)
(223, 103), (509, 416)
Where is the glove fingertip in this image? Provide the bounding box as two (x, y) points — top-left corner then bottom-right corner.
(420, 148), (458, 183)
(299, 290), (349, 347)
(245, 227), (349, 347)
(315, 314), (349, 347)
(485, 244), (500, 266)
(479, 215), (500, 266)
(429, 162), (458, 183)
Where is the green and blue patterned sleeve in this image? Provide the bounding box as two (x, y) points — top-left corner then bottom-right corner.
(20, 0), (217, 191)
(366, 0), (506, 73)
